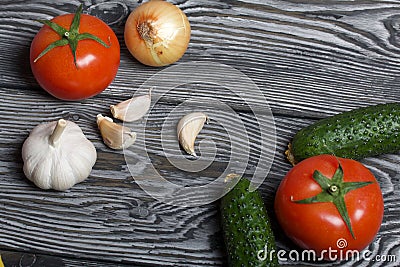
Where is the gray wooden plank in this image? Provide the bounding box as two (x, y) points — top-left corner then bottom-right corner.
(0, 0), (399, 266)
(0, 92), (398, 265)
(1, 0), (400, 118)
(0, 250), (138, 267)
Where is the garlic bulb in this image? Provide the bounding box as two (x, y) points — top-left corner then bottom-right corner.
(177, 112), (208, 157)
(22, 119), (97, 191)
(97, 114), (136, 150)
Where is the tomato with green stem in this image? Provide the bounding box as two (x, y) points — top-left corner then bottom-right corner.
(30, 5), (120, 101)
(274, 155), (384, 260)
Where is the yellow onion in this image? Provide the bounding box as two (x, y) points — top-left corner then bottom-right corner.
(124, 0), (191, 67)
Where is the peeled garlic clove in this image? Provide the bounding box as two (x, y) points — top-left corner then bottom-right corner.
(177, 112), (208, 157)
(110, 88), (152, 122)
(97, 114), (136, 150)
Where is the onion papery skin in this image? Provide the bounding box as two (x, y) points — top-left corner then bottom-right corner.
(124, 0), (191, 67)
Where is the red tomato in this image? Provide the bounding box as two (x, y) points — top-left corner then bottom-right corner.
(30, 8), (120, 100)
(274, 155), (384, 260)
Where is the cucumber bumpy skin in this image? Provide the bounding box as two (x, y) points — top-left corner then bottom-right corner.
(286, 103), (400, 165)
(220, 177), (278, 267)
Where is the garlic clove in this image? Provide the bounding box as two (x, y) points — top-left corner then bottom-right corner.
(177, 112), (208, 157)
(97, 114), (136, 150)
(110, 88), (152, 122)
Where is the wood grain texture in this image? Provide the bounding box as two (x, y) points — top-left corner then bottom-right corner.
(0, 0), (399, 266)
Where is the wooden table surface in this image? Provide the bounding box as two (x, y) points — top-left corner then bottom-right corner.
(1, 0), (399, 266)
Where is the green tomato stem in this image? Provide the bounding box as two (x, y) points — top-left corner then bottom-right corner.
(293, 163), (373, 239)
(33, 4), (110, 67)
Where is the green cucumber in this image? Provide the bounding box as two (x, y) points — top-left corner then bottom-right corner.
(286, 103), (400, 165)
(220, 177), (278, 267)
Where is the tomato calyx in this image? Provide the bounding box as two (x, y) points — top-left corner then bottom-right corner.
(33, 4), (110, 66)
(292, 164), (373, 239)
